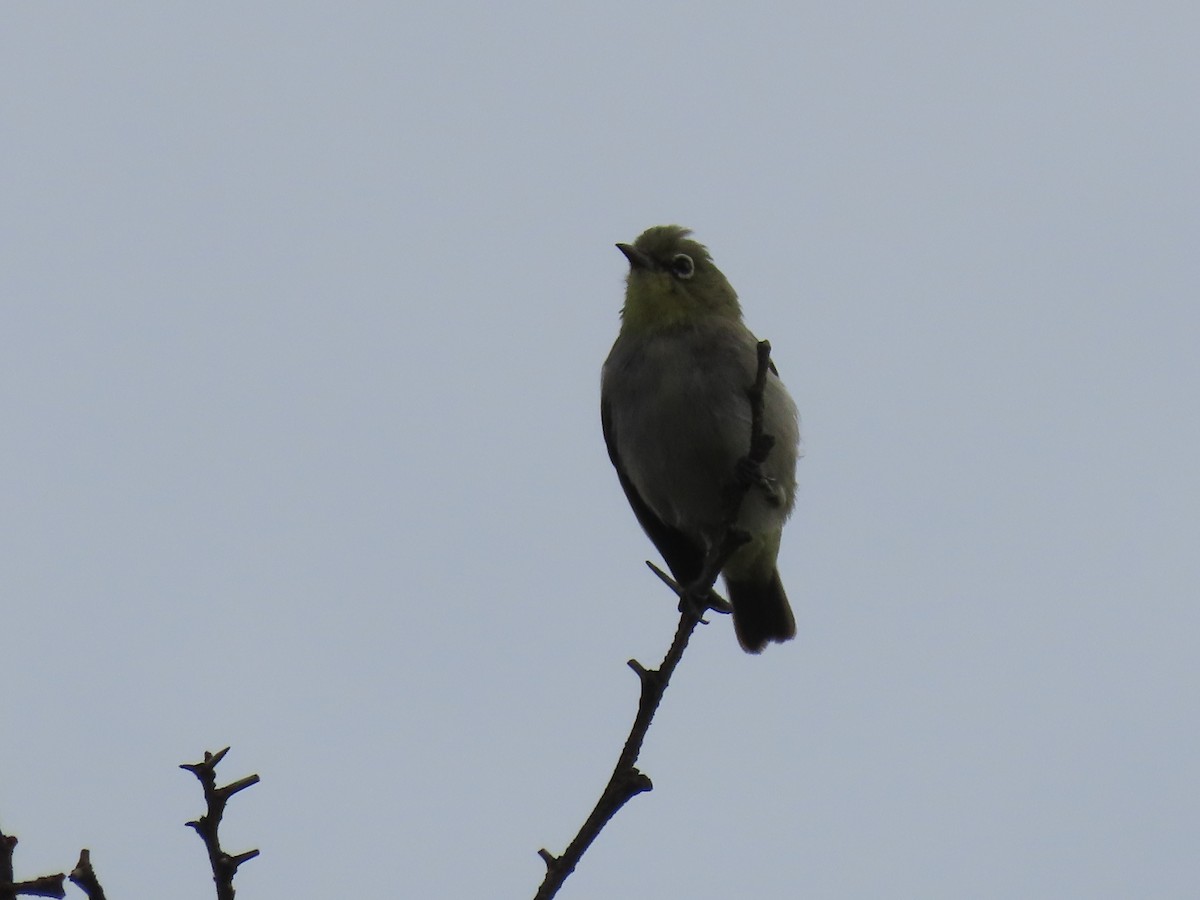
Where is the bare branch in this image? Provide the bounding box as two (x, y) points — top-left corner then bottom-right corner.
(0, 828), (65, 900)
(181, 748), (261, 900)
(534, 340), (776, 899)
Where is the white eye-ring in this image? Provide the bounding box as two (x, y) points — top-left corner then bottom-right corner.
(671, 253), (695, 279)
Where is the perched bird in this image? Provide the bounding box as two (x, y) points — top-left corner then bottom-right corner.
(601, 226), (800, 653)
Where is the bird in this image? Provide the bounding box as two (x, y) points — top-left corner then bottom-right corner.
(601, 225), (800, 653)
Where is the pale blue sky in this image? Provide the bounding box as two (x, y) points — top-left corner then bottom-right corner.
(3, 4), (1198, 898)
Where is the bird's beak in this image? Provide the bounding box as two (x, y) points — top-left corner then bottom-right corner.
(616, 242), (654, 271)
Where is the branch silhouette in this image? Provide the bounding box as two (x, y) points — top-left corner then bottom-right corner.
(0, 825), (65, 900)
(68, 850), (105, 900)
(182, 747), (261, 900)
(4, 747), (260, 900)
(534, 340), (777, 900)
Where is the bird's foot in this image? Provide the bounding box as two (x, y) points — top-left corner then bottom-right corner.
(678, 584), (732, 621)
(733, 457), (783, 507)
(733, 456), (762, 491)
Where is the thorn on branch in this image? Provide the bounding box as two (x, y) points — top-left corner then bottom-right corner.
(626, 659), (650, 680)
(620, 768), (653, 796)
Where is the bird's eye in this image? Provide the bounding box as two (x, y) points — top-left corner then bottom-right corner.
(671, 253), (695, 279)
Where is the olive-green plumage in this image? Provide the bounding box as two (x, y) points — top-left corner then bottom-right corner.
(601, 226), (800, 652)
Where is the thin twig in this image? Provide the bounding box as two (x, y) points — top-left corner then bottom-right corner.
(534, 340), (776, 899)
(181, 748), (261, 900)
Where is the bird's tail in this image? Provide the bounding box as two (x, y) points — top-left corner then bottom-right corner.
(726, 568), (796, 654)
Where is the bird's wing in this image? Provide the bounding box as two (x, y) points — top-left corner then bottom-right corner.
(601, 394), (705, 587)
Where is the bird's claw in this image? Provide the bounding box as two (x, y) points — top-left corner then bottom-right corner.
(733, 457), (783, 507)
(734, 456), (762, 490)
(678, 585), (732, 621)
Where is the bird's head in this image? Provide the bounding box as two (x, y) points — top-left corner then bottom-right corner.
(616, 226), (742, 333)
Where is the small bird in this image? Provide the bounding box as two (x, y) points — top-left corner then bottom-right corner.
(601, 226), (800, 653)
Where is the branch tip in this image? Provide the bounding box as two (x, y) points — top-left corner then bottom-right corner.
(68, 848), (106, 900)
(228, 849), (261, 869)
(6, 874), (67, 899)
(220, 774), (261, 799)
(645, 560), (682, 596)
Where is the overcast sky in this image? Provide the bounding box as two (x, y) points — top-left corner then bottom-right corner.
(3, 4), (1198, 898)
